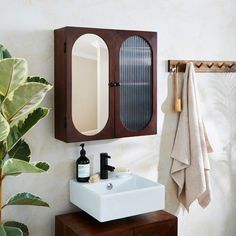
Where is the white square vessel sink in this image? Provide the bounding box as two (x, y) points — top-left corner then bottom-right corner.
(70, 174), (165, 222)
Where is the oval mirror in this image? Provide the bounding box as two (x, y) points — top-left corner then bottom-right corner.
(72, 34), (109, 136)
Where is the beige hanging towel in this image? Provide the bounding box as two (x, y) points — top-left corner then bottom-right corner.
(170, 62), (213, 211)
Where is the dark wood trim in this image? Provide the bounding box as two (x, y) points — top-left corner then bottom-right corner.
(54, 28), (67, 141)
(54, 27), (157, 143)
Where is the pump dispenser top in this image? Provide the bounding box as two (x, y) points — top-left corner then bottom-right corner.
(80, 143), (86, 157)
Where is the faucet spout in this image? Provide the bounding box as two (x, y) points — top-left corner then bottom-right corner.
(105, 165), (115, 172)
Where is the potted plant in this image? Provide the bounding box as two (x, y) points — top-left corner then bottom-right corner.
(0, 44), (52, 236)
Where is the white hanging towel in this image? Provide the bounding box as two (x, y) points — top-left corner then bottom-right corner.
(170, 62), (213, 211)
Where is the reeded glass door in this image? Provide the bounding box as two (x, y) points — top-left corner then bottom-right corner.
(119, 36), (153, 131)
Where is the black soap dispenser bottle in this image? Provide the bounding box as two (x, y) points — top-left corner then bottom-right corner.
(76, 143), (90, 182)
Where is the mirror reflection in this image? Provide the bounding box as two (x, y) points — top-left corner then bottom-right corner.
(72, 34), (109, 136)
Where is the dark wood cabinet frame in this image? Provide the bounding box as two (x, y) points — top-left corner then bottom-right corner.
(54, 27), (157, 142)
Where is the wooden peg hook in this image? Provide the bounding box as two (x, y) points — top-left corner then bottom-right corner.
(218, 63), (224, 68)
(227, 63), (235, 69)
(195, 62), (203, 68)
(207, 63), (214, 68)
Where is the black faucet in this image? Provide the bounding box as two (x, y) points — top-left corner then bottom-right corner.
(100, 153), (115, 179)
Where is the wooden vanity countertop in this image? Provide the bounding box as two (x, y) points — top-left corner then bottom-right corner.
(55, 210), (177, 236)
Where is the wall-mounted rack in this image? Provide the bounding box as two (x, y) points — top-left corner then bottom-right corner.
(168, 60), (236, 73)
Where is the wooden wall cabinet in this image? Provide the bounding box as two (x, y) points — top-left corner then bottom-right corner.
(55, 210), (177, 236)
(54, 27), (157, 142)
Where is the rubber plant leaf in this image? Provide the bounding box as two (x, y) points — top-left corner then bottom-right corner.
(0, 113), (10, 142)
(34, 162), (50, 171)
(2, 159), (49, 177)
(5, 107), (49, 151)
(4, 221), (29, 236)
(0, 44), (11, 60)
(4, 192), (49, 207)
(0, 58), (27, 97)
(27, 76), (51, 85)
(8, 140), (31, 162)
(0, 225), (6, 236)
(3, 226), (23, 236)
(2, 82), (52, 121)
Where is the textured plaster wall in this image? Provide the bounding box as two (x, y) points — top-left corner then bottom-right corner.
(0, 0), (236, 235)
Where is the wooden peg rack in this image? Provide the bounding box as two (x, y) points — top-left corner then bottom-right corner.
(168, 60), (236, 73)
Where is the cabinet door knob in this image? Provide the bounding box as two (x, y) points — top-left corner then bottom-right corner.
(109, 82), (120, 87)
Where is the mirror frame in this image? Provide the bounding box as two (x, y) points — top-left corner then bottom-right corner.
(54, 27), (157, 143)
(55, 27), (115, 142)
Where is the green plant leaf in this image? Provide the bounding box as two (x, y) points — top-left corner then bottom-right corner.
(4, 221), (29, 236)
(2, 82), (52, 121)
(0, 94), (4, 103)
(0, 113), (10, 142)
(5, 107), (49, 151)
(0, 225), (6, 236)
(8, 140), (31, 162)
(3, 226), (23, 236)
(27, 76), (51, 86)
(4, 192), (49, 207)
(34, 162), (50, 171)
(0, 58), (27, 97)
(0, 44), (11, 60)
(2, 159), (49, 177)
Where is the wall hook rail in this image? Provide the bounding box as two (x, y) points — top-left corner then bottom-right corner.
(168, 60), (236, 73)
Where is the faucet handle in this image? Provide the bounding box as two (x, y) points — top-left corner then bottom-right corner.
(100, 153), (111, 159)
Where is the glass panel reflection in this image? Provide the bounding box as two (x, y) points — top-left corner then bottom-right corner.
(72, 34), (109, 136)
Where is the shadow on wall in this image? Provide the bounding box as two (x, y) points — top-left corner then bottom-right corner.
(0, 29), (54, 83)
(158, 72), (183, 215)
(197, 72), (236, 235)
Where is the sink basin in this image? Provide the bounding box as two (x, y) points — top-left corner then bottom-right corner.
(70, 174), (165, 222)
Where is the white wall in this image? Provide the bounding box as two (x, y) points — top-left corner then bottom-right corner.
(1, 0), (236, 235)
